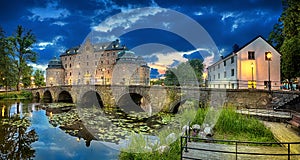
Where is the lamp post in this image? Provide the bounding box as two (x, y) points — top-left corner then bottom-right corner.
(251, 63), (254, 89)
(266, 52), (272, 92)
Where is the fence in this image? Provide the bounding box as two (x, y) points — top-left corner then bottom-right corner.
(180, 121), (300, 160)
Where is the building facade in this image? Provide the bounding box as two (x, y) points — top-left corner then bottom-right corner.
(46, 39), (150, 86)
(207, 36), (281, 90)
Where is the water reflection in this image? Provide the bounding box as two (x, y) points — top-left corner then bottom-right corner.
(0, 101), (119, 160)
(0, 101), (38, 160)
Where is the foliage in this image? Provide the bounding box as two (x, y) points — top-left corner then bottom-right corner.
(7, 25), (37, 91)
(164, 59), (204, 86)
(33, 69), (46, 87)
(268, 0), (300, 80)
(150, 79), (164, 86)
(21, 66), (33, 88)
(0, 91), (33, 100)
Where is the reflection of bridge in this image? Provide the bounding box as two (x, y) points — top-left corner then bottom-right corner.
(29, 85), (300, 113)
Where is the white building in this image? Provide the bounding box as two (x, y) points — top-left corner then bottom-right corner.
(207, 36), (281, 90)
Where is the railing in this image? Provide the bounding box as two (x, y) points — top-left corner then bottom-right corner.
(180, 122), (300, 160)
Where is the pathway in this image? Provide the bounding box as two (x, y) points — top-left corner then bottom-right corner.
(182, 120), (300, 160)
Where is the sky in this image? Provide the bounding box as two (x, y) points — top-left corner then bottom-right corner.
(0, 0), (283, 78)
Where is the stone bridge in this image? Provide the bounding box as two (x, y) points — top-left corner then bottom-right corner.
(29, 85), (300, 113)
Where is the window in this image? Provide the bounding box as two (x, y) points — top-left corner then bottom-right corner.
(213, 75), (215, 80)
(224, 71), (227, 78)
(224, 60), (226, 66)
(65, 64), (67, 68)
(218, 64), (220, 69)
(87, 62), (89, 66)
(65, 57), (67, 61)
(95, 61), (97, 65)
(231, 83), (234, 89)
(78, 56), (80, 59)
(69, 64), (71, 68)
(231, 69), (234, 76)
(87, 55), (89, 59)
(224, 84), (227, 88)
(70, 57), (71, 60)
(213, 66), (215, 71)
(79, 72), (80, 75)
(248, 51), (255, 60)
(107, 53), (110, 56)
(218, 73), (220, 79)
(265, 52), (272, 61)
(231, 57), (234, 63)
(70, 72), (72, 76)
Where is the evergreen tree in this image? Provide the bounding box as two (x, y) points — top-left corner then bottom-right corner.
(268, 0), (300, 80)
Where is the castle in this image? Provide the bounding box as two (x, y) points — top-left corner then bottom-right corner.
(46, 39), (150, 86)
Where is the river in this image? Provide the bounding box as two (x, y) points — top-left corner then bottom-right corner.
(0, 101), (119, 160)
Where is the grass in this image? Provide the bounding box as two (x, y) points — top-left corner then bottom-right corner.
(0, 90), (33, 100)
(119, 105), (277, 160)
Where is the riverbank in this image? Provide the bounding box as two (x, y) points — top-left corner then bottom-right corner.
(0, 90), (33, 100)
(119, 106), (278, 160)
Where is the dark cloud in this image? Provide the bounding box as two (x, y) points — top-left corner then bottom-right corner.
(0, 0), (283, 66)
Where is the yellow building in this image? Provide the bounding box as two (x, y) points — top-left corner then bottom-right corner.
(207, 36), (281, 90)
(46, 39), (150, 86)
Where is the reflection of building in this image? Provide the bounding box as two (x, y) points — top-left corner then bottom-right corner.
(46, 39), (150, 86)
(207, 36), (281, 90)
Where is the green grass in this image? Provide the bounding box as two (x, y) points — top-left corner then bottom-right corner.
(119, 105), (277, 160)
(0, 90), (33, 100)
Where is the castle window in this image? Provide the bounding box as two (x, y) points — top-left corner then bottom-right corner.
(231, 69), (234, 76)
(224, 60), (226, 66)
(65, 64), (67, 68)
(87, 62), (89, 66)
(69, 64), (71, 68)
(107, 53), (110, 56)
(70, 57), (71, 60)
(231, 57), (234, 63)
(70, 72), (72, 76)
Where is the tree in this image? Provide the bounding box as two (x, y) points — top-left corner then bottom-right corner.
(21, 66), (33, 88)
(268, 0), (300, 80)
(164, 59), (204, 86)
(33, 69), (46, 87)
(0, 27), (15, 90)
(8, 25), (37, 91)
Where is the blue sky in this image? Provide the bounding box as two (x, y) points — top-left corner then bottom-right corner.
(0, 0), (282, 76)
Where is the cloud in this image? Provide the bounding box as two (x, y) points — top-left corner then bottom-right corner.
(52, 21), (68, 26)
(92, 7), (166, 32)
(28, 63), (48, 72)
(194, 11), (203, 16)
(35, 36), (64, 50)
(28, 2), (70, 22)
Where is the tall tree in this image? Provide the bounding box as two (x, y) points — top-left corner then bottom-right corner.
(0, 27), (15, 90)
(8, 25), (37, 91)
(33, 69), (46, 87)
(268, 0), (300, 80)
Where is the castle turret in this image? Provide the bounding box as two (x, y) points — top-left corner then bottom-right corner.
(46, 57), (65, 86)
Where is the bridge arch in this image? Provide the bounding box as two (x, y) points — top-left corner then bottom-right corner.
(117, 93), (151, 113)
(170, 98), (202, 114)
(34, 92), (41, 102)
(43, 90), (53, 103)
(58, 91), (73, 103)
(81, 91), (104, 107)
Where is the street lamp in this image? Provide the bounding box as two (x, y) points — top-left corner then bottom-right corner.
(265, 52), (272, 92)
(251, 63), (254, 89)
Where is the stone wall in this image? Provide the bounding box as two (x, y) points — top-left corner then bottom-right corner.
(30, 86), (300, 113)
